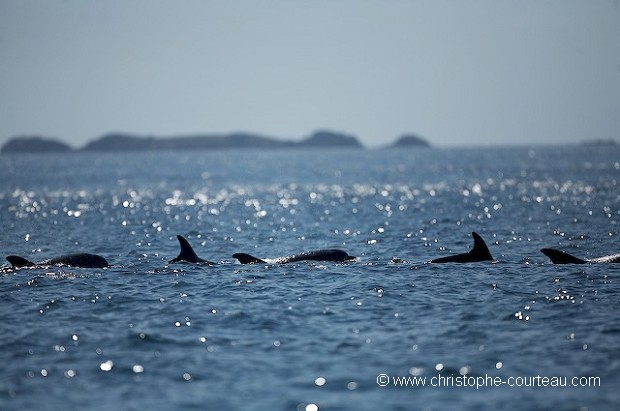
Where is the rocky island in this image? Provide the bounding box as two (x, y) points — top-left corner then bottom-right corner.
(388, 134), (431, 149)
(1, 130), (367, 154)
(1, 136), (72, 153)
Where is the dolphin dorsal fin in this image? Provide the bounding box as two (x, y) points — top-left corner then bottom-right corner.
(540, 248), (587, 264)
(233, 253), (267, 264)
(6, 255), (36, 268)
(169, 235), (205, 263)
(470, 232), (493, 260)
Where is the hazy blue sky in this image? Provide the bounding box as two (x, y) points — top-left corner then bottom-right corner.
(1, 0), (618, 148)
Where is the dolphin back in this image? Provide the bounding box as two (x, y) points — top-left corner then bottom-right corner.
(233, 253), (267, 264)
(591, 253), (620, 263)
(540, 248), (587, 264)
(234, 249), (354, 264)
(286, 249), (355, 263)
(7, 253), (108, 268)
(6, 255), (36, 268)
(429, 232), (493, 263)
(50, 253), (109, 268)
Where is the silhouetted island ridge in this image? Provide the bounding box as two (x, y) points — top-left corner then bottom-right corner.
(1, 136), (73, 153)
(389, 134), (431, 148)
(1, 130), (432, 153)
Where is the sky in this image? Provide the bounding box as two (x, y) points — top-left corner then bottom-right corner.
(1, 0), (619, 148)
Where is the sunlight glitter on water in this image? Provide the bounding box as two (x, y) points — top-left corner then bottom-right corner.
(2, 147), (619, 411)
(99, 360), (113, 372)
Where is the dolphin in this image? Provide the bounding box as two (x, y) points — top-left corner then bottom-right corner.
(429, 232), (493, 263)
(169, 235), (214, 264)
(540, 248), (620, 264)
(233, 249), (356, 265)
(6, 253), (109, 269)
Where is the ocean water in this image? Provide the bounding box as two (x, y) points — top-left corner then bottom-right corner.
(1, 146), (619, 410)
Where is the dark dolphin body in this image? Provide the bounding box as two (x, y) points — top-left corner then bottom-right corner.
(429, 232), (493, 263)
(169, 235), (214, 264)
(541, 248), (620, 264)
(6, 253), (109, 269)
(233, 249), (356, 264)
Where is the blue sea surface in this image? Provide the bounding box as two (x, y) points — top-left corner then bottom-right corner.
(1, 146), (619, 410)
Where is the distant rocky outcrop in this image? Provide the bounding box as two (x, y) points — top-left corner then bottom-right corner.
(1, 130), (366, 154)
(81, 134), (156, 151)
(80, 130), (363, 151)
(389, 134), (431, 149)
(298, 130), (363, 148)
(80, 132), (296, 151)
(0, 136), (72, 153)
